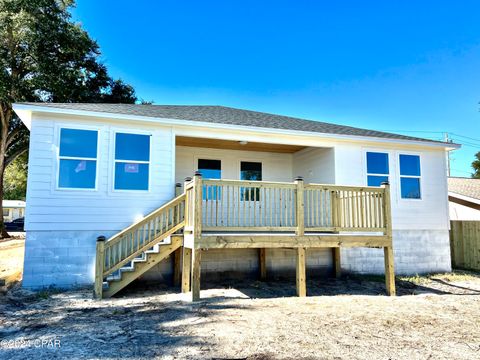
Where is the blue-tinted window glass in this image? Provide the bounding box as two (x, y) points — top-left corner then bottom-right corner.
(241, 162), (261, 201)
(367, 175), (389, 187)
(198, 159), (221, 200)
(198, 159), (221, 179)
(366, 152), (389, 174)
(400, 155), (421, 176)
(114, 163), (149, 190)
(401, 177), (421, 199)
(59, 159), (96, 188)
(60, 129), (98, 158)
(115, 133), (150, 161)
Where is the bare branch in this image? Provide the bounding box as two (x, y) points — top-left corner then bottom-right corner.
(5, 144), (28, 167)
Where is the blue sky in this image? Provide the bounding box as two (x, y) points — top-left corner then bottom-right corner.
(72, 1), (480, 177)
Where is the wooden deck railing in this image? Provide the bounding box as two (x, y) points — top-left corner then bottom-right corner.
(192, 176), (391, 235)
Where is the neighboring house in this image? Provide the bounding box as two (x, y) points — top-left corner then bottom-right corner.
(3, 200), (26, 223)
(13, 103), (459, 297)
(448, 177), (480, 220)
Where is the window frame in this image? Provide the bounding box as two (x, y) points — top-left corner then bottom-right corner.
(398, 153), (423, 201)
(239, 160), (263, 202)
(197, 157), (222, 200)
(112, 129), (152, 193)
(55, 124), (100, 192)
(365, 151), (390, 187)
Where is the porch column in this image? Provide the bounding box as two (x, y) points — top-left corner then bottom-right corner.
(181, 247), (192, 293)
(332, 248), (341, 278)
(296, 247), (306, 297)
(384, 246), (396, 296)
(191, 249), (202, 301)
(259, 248), (267, 280)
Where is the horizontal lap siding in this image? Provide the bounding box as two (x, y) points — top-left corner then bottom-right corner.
(334, 143), (449, 231)
(25, 118), (175, 232)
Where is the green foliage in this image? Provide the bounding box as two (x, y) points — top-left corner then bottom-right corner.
(4, 152), (27, 200)
(472, 151), (480, 179)
(0, 0), (137, 236)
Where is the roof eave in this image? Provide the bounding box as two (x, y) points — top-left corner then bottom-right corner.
(12, 103), (461, 150)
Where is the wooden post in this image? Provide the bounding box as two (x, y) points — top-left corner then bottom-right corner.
(191, 249), (202, 301)
(295, 177), (304, 236)
(175, 182), (182, 197)
(94, 235), (106, 299)
(259, 248), (267, 280)
(191, 172), (203, 301)
(173, 247), (182, 287)
(181, 247), (192, 293)
(296, 247), (306, 297)
(332, 247), (341, 278)
(381, 182), (393, 239)
(381, 182), (395, 296)
(384, 246), (396, 296)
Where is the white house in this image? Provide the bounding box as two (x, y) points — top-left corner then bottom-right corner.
(448, 177), (480, 220)
(13, 103), (459, 295)
(3, 200), (26, 223)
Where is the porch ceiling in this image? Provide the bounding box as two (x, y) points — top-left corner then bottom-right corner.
(176, 136), (307, 153)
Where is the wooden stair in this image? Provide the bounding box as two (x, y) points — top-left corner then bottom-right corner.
(103, 236), (182, 297)
(95, 194), (186, 299)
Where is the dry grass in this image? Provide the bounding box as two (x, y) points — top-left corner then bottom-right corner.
(0, 237), (25, 289)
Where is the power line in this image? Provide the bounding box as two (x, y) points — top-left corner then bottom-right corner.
(450, 133), (480, 144)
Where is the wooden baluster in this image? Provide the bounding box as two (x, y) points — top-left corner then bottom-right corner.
(295, 177), (304, 236)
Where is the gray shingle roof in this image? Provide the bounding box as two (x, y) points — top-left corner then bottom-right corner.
(448, 177), (480, 200)
(18, 102), (451, 145)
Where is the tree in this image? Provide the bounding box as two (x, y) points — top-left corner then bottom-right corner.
(4, 152), (27, 200)
(0, 0), (137, 237)
(472, 152), (480, 179)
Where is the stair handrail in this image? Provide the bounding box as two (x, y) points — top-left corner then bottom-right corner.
(95, 192), (186, 298)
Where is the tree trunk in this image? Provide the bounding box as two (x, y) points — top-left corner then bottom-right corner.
(0, 106), (11, 238)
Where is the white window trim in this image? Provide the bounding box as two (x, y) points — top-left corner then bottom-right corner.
(54, 124), (100, 192)
(365, 150), (390, 187)
(111, 128), (153, 193)
(398, 152), (423, 201)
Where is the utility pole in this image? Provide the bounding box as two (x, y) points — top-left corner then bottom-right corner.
(444, 132), (451, 177)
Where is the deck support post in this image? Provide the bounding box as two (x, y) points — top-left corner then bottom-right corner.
(191, 172), (203, 301)
(384, 246), (396, 296)
(332, 247), (341, 278)
(296, 247), (306, 297)
(295, 177), (305, 236)
(173, 247), (182, 287)
(94, 236), (106, 299)
(191, 249), (202, 301)
(259, 248), (267, 280)
(381, 182), (395, 296)
(181, 247), (192, 293)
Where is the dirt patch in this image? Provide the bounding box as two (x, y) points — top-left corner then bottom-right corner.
(0, 237), (25, 290)
(1, 272), (480, 359)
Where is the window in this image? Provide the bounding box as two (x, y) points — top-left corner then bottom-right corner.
(240, 161), (262, 201)
(114, 133), (150, 191)
(58, 128), (98, 189)
(400, 154), (421, 199)
(3, 209), (9, 217)
(198, 159), (221, 200)
(366, 152), (389, 186)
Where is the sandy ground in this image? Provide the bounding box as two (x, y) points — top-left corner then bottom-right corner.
(1, 272), (480, 360)
(0, 235), (25, 288)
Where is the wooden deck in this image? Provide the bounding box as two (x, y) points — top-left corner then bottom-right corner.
(95, 174), (395, 300)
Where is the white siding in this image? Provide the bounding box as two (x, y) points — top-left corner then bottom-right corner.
(449, 201), (480, 220)
(292, 147), (335, 183)
(26, 117), (175, 232)
(334, 143), (450, 231)
(175, 146), (294, 183)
